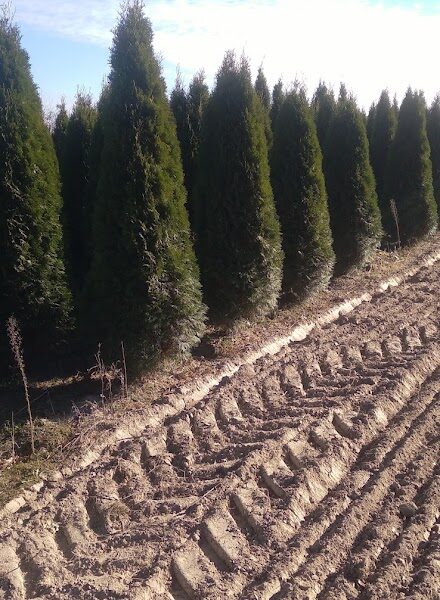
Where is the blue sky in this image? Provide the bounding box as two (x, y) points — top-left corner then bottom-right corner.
(12, 0), (440, 113)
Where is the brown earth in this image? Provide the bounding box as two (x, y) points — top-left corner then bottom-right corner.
(1, 247), (440, 599)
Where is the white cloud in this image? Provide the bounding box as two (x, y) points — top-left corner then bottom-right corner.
(13, 0), (440, 108)
(14, 0), (117, 44)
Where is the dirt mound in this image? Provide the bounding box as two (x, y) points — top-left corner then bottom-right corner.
(1, 260), (440, 599)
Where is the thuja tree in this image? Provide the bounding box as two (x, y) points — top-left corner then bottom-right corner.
(324, 92), (382, 273)
(186, 71), (209, 222)
(85, 1), (205, 370)
(170, 72), (190, 187)
(0, 12), (71, 364)
(53, 99), (69, 166)
(271, 88), (334, 301)
(170, 71), (209, 225)
(427, 95), (440, 213)
(194, 51), (282, 320)
(366, 103), (376, 143)
(270, 78), (284, 131)
(385, 89), (437, 244)
(369, 90), (397, 233)
(61, 92), (97, 305)
(312, 82), (336, 150)
(255, 66), (272, 148)
(255, 66), (271, 110)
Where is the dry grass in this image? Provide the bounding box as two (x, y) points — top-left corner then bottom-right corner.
(0, 417), (72, 506)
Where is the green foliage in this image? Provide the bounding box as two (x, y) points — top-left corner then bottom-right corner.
(385, 89), (437, 244)
(427, 95), (440, 213)
(170, 70), (209, 225)
(255, 66), (271, 110)
(270, 78), (284, 131)
(85, 0), (205, 371)
(60, 92), (97, 306)
(311, 82), (336, 150)
(271, 88), (335, 301)
(186, 71), (209, 222)
(369, 90), (397, 233)
(366, 103), (376, 142)
(194, 51), (282, 320)
(0, 13), (71, 364)
(392, 95), (399, 122)
(170, 71), (190, 186)
(324, 92), (382, 273)
(53, 100), (68, 165)
(255, 66), (272, 149)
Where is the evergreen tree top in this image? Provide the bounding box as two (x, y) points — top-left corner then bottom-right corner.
(173, 67), (185, 91)
(110, 0), (164, 95)
(431, 92), (440, 109)
(188, 70), (209, 103)
(398, 88), (428, 133)
(367, 103), (376, 135)
(69, 91), (96, 128)
(216, 50), (252, 86)
(255, 66), (271, 110)
(338, 82), (349, 102)
(312, 81), (334, 101)
(170, 69), (187, 105)
(372, 90), (397, 142)
(430, 93), (440, 112)
(270, 78), (285, 127)
(373, 90), (396, 122)
(272, 79), (284, 103)
(312, 82), (335, 111)
(378, 89), (391, 106)
(0, 10), (40, 107)
(54, 100), (69, 130)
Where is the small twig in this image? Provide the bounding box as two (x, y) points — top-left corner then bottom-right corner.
(47, 392), (55, 416)
(390, 199), (401, 250)
(11, 411), (15, 461)
(121, 341), (128, 400)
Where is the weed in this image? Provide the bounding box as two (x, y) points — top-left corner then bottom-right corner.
(6, 317), (34, 453)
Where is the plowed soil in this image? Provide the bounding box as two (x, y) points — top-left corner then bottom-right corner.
(1, 255), (440, 599)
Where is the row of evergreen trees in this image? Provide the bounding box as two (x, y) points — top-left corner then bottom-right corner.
(1, 1), (439, 376)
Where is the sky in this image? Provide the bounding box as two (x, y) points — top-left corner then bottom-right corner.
(10, 0), (440, 113)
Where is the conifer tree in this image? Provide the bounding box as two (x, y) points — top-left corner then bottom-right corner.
(85, 1), (205, 370)
(0, 12), (71, 365)
(369, 90), (397, 234)
(385, 89), (437, 243)
(392, 95), (399, 122)
(270, 79), (284, 130)
(324, 92), (382, 273)
(86, 84), (109, 229)
(271, 88), (334, 300)
(255, 66), (271, 111)
(360, 109), (368, 129)
(366, 103), (376, 142)
(170, 71), (190, 185)
(53, 99), (69, 166)
(61, 92), (97, 305)
(170, 71), (209, 225)
(194, 52), (282, 320)
(186, 71), (209, 223)
(311, 82), (336, 150)
(255, 65), (272, 148)
(427, 95), (440, 212)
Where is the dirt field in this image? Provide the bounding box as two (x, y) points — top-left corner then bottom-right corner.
(1, 252), (440, 599)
